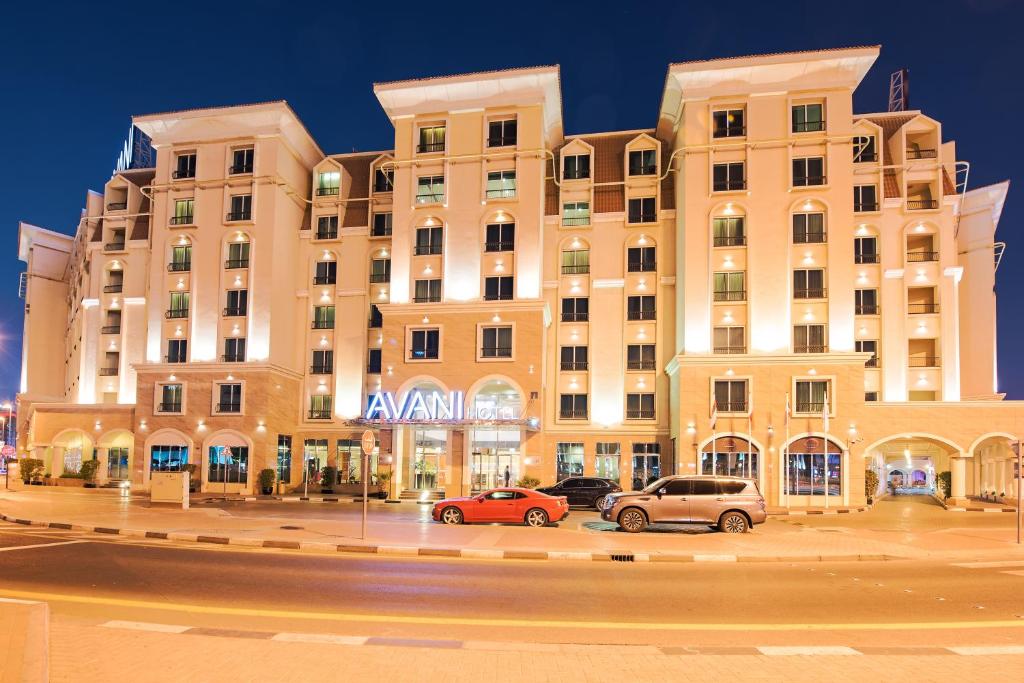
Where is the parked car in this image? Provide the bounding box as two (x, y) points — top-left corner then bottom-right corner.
(536, 477), (622, 510)
(432, 488), (569, 527)
(601, 475), (766, 533)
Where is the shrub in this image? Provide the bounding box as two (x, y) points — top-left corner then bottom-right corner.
(937, 470), (952, 499)
(79, 460), (100, 483)
(59, 472), (84, 479)
(20, 459), (44, 484)
(516, 476), (540, 489)
(321, 466), (338, 488)
(864, 469), (879, 502)
(258, 468), (276, 491)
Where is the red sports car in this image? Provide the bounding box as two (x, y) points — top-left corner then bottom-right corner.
(431, 488), (569, 527)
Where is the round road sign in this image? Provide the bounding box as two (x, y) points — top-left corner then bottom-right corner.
(360, 430), (376, 455)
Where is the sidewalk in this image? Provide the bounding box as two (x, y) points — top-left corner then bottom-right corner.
(3, 489), (1023, 564)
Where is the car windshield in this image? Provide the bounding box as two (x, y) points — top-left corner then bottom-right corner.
(641, 476), (672, 494)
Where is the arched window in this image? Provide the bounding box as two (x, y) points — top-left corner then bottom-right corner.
(786, 437), (842, 496)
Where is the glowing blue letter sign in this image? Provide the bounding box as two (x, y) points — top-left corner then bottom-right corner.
(365, 390), (464, 422)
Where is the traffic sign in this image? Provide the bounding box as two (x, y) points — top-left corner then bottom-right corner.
(360, 430), (376, 455)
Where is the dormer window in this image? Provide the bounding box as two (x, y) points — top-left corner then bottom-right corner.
(628, 149), (657, 176)
(374, 168), (394, 193)
(563, 154), (591, 180)
(317, 171), (340, 196)
(853, 135), (877, 163)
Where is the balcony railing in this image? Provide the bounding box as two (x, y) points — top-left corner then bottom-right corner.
(487, 136), (516, 147)
(627, 360), (656, 370)
(157, 402), (182, 413)
(104, 242), (126, 252)
(561, 312), (588, 322)
(713, 290), (745, 302)
(172, 169), (195, 180)
(417, 142), (445, 153)
(906, 251), (938, 262)
(794, 288), (827, 299)
(483, 293), (513, 301)
(628, 213), (657, 224)
(414, 245), (442, 256)
(480, 348), (512, 359)
(367, 364), (383, 374)
(626, 409), (656, 420)
(311, 320), (335, 329)
(167, 262), (191, 272)
(855, 253), (879, 264)
(485, 188), (516, 199)
(416, 192), (444, 204)
(99, 367), (119, 376)
(855, 304), (879, 315)
(562, 216), (590, 227)
(793, 121), (825, 133)
(165, 309), (189, 319)
(484, 241), (514, 252)
(713, 180), (746, 192)
(907, 200), (938, 210)
(223, 307), (247, 317)
(107, 202), (127, 211)
(164, 355), (187, 363)
(627, 310), (656, 321)
(628, 261), (656, 272)
(559, 410), (588, 420)
(713, 346), (746, 355)
(713, 126), (746, 138)
(309, 365), (333, 375)
(794, 345), (826, 354)
(908, 356), (941, 368)
(221, 354), (245, 362)
(315, 229), (338, 240)
(906, 148), (937, 160)
(796, 402), (826, 413)
(229, 164), (253, 174)
(908, 302), (939, 314)
(103, 284), (123, 293)
(854, 152), (879, 163)
(308, 409), (332, 420)
(369, 273), (390, 284)
(169, 215), (194, 226)
(226, 211), (251, 221)
(630, 165), (657, 176)
(793, 176), (827, 187)
(225, 259), (250, 269)
(560, 361), (589, 371)
(854, 203), (879, 212)
(716, 402), (747, 413)
(865, 357), (880, 368)
(713, 235), (746, 247)
(413, 296), (441, 303)
(793, 232), (827, 244)
(101, 325), (121, 334)
(561, 264), (589, 275)
(370, 224), (392, 237)
(216, 402), (241, 413)
(313, 275), (336, 285)
(316, 187), (339, 196)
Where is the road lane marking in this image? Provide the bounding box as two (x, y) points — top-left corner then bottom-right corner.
(101, 620), (191, 633)
(758, 646), (860, 656)
(6, 587), (1024, 632)
(0, 540), (87, 553)
(949, 645), (1024, 655)
(694, 554), (737, 562)
(951, 561), (1024, 569)
(1001, 571), (1024, 577)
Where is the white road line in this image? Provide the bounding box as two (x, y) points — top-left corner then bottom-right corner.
(0, 540), (87, 553)
(1000, 570), (1024, 577)
(101, 620), (191, 633)
(694, 554), (737, 562)
(951, 561), (1024, 569)
(271, 633), (368, 645)
(757, 646), (861, 656)
(948, 645), (1024, 656)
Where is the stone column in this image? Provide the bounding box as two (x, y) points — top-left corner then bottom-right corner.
(949, 456), (967, 505)
(997, 459), (1007, 499)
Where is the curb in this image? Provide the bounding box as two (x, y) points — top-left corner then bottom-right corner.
(0, 511), (904, 564)
(768, 506), (868, 516)
(936, 498), (1017, 513)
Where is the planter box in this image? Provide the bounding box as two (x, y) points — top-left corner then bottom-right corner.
(332, 483), (386, 496)
(54, 478), (86, 488)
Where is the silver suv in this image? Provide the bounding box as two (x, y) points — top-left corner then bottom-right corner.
(601, 475), (766, 533)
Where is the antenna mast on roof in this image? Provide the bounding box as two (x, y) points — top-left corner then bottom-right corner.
(888, 69), (909, 112)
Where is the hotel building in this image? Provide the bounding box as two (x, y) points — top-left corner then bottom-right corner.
(15, 46), (1023, 507)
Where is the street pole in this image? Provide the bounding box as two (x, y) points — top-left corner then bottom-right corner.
(362, 450), (369, 540)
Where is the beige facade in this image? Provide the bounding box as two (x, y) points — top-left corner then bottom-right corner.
(14, 47), (1022, 506)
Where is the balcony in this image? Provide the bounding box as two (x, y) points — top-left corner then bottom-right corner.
(484, 241), (514, 252)
(906, 251), (939, 263)
(222, 307), (247, 317)
(794, 288), (827, 299)
(855, 253), (879, 264)
(485, 188), (516, 199)
(627, 310), (656, 321)
(414, 245), (442, 256)
(216, 402), (241, 413)
(229, 164), (253, 175)
(166, 309), (189, 319)
(906, 148), (937, 160)
(157, 402), (182, 413)
(561, 312), (588, 322)
(308, 409), (332, 420)
(908, 302), (939, 314)
(713, 346), (746, 355)
(167, 262), (191, 272)
(907, 200), (938, 211)
(103, 284), (123, 293)
(99, 367), (119, 376)
(562, 216), (590, 227)
(226, 211), (251, 222)
(628, 261), (656, 273)
(417, 142), (445, 153)
(713, 180), (746, 192)
(369, 274), (390, 284)
(559, 410), (587, 420)
(627, 360), (655, 370)
(313, 275), (336, 285)
(221, 354), (245, 362)
(169, 215), (194, 226)
(717, 402), (747, 413)
(854, 203), (879, 212)
(908, 356), (941, 368)
(311, 320), (334, 329)
(855, 304), (879, 315)
(101, 325), (121, 335)
(172, 169), (195, 180)
(316, 187), (339, 197)
(104, 242), (126, 252)
(561, 264), (589, 275)
(309, 365), (333, 375)
(713, 290), (745, 302)
(315, 229), (338, 240)
(713, 236), (746, 247)
(225, 259), (250, 269)
(560, 361), (589, 371)
(626, 409), (656, 420)
(795, 345), (826, 353)
(106, 202), (127, 211)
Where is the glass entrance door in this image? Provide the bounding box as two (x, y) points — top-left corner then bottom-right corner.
(411, 428), (446, 490)
(107, 447), (130, 480)
(471, 449), (517, 491)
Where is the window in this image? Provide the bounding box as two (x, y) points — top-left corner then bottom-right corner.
(713, 216), (745, 247)
(626, 393), (655, 420)
(303, 439), (329, 479)
(786, 448), (840, 496)
(485, 222), (515, 251)
(224, 289), (248, 316)
(337, 439), (377, 484)
(627, 197), (656, 223)
(367, 348), (382, 374)
(855, 237), (878, 264)
(559, 395), (588, 420)
(207, 445), (248, 484)
(561, 248), (590, 275)
(312, 305), (335, 329)
(561, 297), (589, 322)
(105, 270), (124, 293)
(563, 154), (590, 180)
(560, 345), (588, 371)
(563, 201), (590, 226)
(370, 258), (391, 283)
(102, 310), (121, 333)
(368, 304), (383, 329)
(486, 170), (516, 199)
(795, 379), (830, 413)
(484, 276), (513, 301)
(371, 212), (392, 237)
(173, 153), (196, 180)
(714, 380), (747, 412)
(230, 147), (254, 174)
(627, 344), (655, 371)
(216, 383), (242, 413)
(792, 212), (825, 243)
(416, 175), (444, 203)
(410, 328), (440, 360)
(166, 339), (187, 363)
(481, 326), (512, 358)
(713, 272), (746, 301)
(106, 229), (125, 250)
(310, 349), (333, 374)
(792, 157), (825, 186)
(414, 279), (442, 303)
(856, 340), (879, 368)
(713, 162), (745, 191)
(713, 109), (745, 138)
(632, 443), (661, 490)
(596, 442), (620, 482)
(487, 119), (517, 147)
(277, 435), (292, 484)
(418, 125), (446, 153)
(227, 194), (252, 221)
(317, 171), (340, 196)
(794, 324), (826, 353)
(853, 135), (877, 163)
(793, 269), (825, 299)
(226, 241), (250, 268)
(628, 149), (657, 176)
(373, 168), (394, 193)
(169, 244), (191, 271)
(627, 295), (655, 320)
(854, 185), (878, 212)
(171, 199), (194, 225)
(158, 384), (182, 413)
(167, 291), (190, 318)
(714, 326), (745, 354)
(314, 260), (337, 285)
(308, 395), (332, 420)
(151, 445), (188, 472)
(223, 337), (246, 363)
(792, 103), (824, 133)
(102, 351), (119, 375)
(414, 226), (443, 255)
(855, 288), (879, 315)
(556, 443), (584, 480)
(625, 245), (657, 272)
(316, 216), (339, 240)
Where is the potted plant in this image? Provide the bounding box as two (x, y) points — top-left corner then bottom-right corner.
(80, 460), (100, 488)
(182, 463), (198, 493)
(258, 468), (276, 496)
(376, 469), (393, 499)
(864, 468), (879, 505)
(516, 475), (540, 489)
(320, 466), (337, 494)
(937, 470), (952, 500)
(20, 458), (44, 486)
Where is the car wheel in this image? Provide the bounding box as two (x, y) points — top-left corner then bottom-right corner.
(525, 508), (549, 527)
(618, 507), (648, 533)
(718, 511), (748, 533)
(440, 507), (463, 525)
(594, 495), (607, 511)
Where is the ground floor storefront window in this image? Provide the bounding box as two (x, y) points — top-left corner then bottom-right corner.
(471, 427), (519, 490)
(303, 439), (328, 484)
(786, 437), (841, 496)
(701, 437), (759, 483)
(338, 439), (378, 484)
(631, 443), (660, 490)
(556, 442), (584, 481)
(150, 445), (188, 472)
(277, 435), (292, 484)
(411, 428), (445, 490)
(596, 442), (620, 482)
(107, 447), (130, 480)
(208, 445), (249, 485)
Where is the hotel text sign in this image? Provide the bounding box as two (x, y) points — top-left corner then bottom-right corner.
(365, 390), (465, 422)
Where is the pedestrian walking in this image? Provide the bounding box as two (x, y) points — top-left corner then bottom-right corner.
(503, 465), (511, 487)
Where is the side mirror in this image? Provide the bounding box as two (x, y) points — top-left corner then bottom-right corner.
(657, 488), (666, 499)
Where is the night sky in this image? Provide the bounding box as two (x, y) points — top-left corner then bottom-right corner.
(0, 0), (1020, 402)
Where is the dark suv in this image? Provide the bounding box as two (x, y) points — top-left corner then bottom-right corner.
(536, 477), (622, 510)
